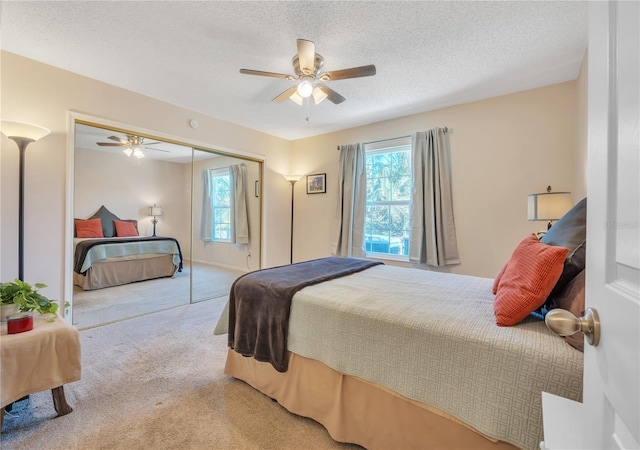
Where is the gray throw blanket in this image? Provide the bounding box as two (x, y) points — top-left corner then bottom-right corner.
(228, 257), (383, 372)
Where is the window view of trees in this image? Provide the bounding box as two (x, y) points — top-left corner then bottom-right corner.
(211, 171), (231, 241)
(365, 145), (412, 258)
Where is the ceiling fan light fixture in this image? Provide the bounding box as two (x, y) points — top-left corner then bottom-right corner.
(297, 77), (314, 98)
(133, 147), (145, 158)
(312, 86), (328, 104)
(239, 39), (376, 106)
(289, 91), (304, 105)
(123, 147), (133, 157)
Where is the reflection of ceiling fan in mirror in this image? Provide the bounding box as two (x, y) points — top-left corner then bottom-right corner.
(96, 135), (170, 158)
(240, 39), (376, 105)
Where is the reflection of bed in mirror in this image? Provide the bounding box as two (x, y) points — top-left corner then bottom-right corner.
(73, 205), (183, 291)
(73, 236), (183, 290)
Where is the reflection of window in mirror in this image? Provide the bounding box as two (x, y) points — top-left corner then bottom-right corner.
(207, 168), (232, 242)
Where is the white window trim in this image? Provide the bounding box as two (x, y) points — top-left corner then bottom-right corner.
(364, 137), (412, 262)
(209, 167), (233, 243)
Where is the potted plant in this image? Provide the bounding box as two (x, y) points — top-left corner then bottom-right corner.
(1, 279), (61, 322)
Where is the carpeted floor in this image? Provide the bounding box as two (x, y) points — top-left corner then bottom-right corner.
(0, 297), (360, 449)
(73, 263), (245, 330)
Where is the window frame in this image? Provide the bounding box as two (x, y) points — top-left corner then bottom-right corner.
(208, 167), (233, 243)
(364, 136), (412, 262)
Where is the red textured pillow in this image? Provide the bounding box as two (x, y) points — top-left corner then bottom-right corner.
(114, 219), (139, 237)
(75, 218), (104, 238)
(492, 261), (509, 294)
(494, 234), (569, 326)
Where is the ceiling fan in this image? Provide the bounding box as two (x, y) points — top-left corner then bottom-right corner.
(240, 39), (376, 105)
(96, 135), (170, 158)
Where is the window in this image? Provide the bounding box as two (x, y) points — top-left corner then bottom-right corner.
(364, 137), (412, 260)
(209, 168), (232, 242)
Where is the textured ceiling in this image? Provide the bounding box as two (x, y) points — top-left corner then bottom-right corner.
(1, 1), (587, 141)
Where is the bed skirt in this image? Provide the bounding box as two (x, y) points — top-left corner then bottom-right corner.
(73, 254), (178, 290)
(224, 349), (518, 450)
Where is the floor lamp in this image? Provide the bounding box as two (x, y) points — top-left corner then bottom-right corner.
(283, 174), (303, 264)
(1, 121), (51, 281)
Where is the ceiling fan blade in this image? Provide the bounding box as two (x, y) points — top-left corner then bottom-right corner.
(145, 147), (171, 153)
(107, 135), (128, 144)
(272, 85), (298, 102)
(240, 69), (293, 79)
(297, 39), (315, 75)
(97, 142), (126, 147)
(142, 141), (162, 146)
(317, 84), (346, 104)
(320, 64), (376, 81)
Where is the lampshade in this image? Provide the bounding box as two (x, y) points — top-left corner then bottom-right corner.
(123, 148), (133, 157)
(1, 120), (51, 141)
(149, 206), (163, 217)
(528, 188), (572, 221)
(283, 174), (303, 183)
(133, 146), (145, 158)
(312, 86), (328, 104)
(289, 92), (304, 106)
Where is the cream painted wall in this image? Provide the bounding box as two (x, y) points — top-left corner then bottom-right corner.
(1, 51), (293, 302)
(74, 147), (188, 243)
(1, 49), (586, 300)
(290, 81), (578, 278)
(574, 50), (588, 201)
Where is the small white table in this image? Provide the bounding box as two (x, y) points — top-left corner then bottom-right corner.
(1, 316), (81, 429)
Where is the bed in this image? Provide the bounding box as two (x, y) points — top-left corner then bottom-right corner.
(73, 205), (183, 290)
(73, 236), (183, 290)
(215, 200), (587, 450)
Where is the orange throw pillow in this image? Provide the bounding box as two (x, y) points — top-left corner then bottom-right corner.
(494, 234), (569, 326)
(492, 261), (508, 294)
(75, 218), (104, 238)
(114, 219), (139, 237)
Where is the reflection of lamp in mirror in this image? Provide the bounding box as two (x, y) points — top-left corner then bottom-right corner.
(149, 204), (163, 237)
(283, 174), (303, 264)
(1, 120), (52, 280)
(528, 186), (572, 230)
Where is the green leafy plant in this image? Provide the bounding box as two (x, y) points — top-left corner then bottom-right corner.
(0, 279), (62, 319)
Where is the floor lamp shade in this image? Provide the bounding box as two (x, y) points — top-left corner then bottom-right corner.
(1, 120), (52, 281)
(1, 121), (51, 142)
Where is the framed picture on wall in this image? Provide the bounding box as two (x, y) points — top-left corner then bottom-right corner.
(306, 173), (326, 194)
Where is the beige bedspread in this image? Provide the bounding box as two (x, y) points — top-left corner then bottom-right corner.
(286, 265), (583, 450)
(216, 264), (583, 450)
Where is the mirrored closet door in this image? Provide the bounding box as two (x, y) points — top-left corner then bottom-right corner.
(69, 122), (261, 329)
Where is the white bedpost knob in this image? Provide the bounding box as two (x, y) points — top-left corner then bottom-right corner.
(545, 307), (600, 347)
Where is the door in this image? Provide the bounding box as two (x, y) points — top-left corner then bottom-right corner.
(542, 2), (639, 449)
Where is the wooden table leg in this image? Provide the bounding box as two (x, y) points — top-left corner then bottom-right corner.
(51, 386), (73, 416)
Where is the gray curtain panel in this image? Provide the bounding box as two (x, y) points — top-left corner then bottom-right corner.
(199, 169), (214, 241)
(409, 128), (460, 266)
(231, 164), (249, 245)
(330, 143), (366, 257)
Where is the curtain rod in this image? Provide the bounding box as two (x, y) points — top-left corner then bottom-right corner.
(336, 127), (449, 150)
(208, 162), (246, 169)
